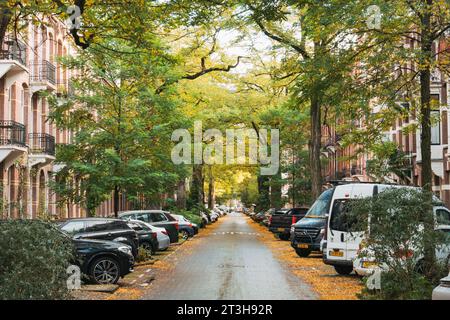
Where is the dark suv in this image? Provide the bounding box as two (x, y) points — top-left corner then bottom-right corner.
(59, 218), (139, 257)
(119, 210), (179, 243)
(73, 238), (134, 284)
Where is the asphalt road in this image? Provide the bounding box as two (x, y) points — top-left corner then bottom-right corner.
(143, 212), (317, 300)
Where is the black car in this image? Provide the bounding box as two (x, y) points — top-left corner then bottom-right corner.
(119, 210), (179, 243)
(58, 218), (139, 257)
(290, 188), (334, 257)
(127, 220), (159, 254)
(73, 238), (134, 284)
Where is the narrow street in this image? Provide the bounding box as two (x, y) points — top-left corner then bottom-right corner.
(143, 212), (317, 300)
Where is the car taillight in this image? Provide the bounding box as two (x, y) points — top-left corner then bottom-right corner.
(151, 232), (157, 239)
(292, 216), (297, 224)
(189, 223), (192, 227)
(162, 230), (168, 235)
(269, 216), (272, 225)
(175, 223), (179, 230)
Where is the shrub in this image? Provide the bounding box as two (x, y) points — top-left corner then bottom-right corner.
(0, 220), (74, 300)
(348, 188), (448, 299)
(136, 246), (152, 263)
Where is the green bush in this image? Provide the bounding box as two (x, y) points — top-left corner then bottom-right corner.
(348, 188), (448, 300)
(0, 220), (74, 300)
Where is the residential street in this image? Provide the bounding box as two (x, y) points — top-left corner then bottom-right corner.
(143, 212), (317, 300)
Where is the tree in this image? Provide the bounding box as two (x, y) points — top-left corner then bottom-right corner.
(49, 38), (187, 216)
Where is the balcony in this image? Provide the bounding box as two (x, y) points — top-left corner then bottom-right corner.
(0, 38), (28, 77)
(28, 133), (56, 168)
(0, 120), (27, 165)
(0, 120), (26, 147)
(29, 133), (56, 156)
(30, 60), (56, 92)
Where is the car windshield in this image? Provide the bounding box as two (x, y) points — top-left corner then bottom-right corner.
(305, 188), (334, 218)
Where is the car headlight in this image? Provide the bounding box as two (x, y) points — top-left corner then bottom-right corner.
(320, 228), (325, 235)
(118, 246), (132, 256)
(290, 225), (295, 234)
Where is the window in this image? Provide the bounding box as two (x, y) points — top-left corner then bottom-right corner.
(61, 221), (85, 234)
(136, 213), (151, 223)
(436, 209), (450, 226)
(329, 199), (362, 232)
(84, 220), (109, 232)
(151, 212), (168, 222)
(431, 110), (441, 145)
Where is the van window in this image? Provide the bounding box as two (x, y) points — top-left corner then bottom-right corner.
(329, 199), (362, 232)
(305, 188), (334, 218)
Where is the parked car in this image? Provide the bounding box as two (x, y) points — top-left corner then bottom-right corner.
(72, 238), (134, 284)
(58, 218), (139, 257)
(172, 214), (197, 239)
(354, 227), (450, 277)
(433, 272), (450, 300)
(269, 207), (309, 240)
(130, 220), (170, 251)
(127, 220), (159, 254)
(199, 212), (210, 227)
(324, 183), (450, 275)
(210, 211), (219, 222)
(290, 189), (333, 257)
(119, 210), (179, 243)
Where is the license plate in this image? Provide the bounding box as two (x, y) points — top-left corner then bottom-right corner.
(277, 228), (285, 232)
(329, 250), (344, 257)
(297, 244), (309, 249)
(362, 261), (378, 268)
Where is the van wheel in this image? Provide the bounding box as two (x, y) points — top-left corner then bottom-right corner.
(334, 265), (353, 275)
(295, 248), (311, 257)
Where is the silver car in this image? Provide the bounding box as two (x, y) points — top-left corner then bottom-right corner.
(130, 220), (170, 251)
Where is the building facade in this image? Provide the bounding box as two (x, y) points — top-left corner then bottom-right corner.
(0, 16), (84, 219)
(322, 36), (450, 206)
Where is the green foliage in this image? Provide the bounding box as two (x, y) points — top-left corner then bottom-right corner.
(348, 188), (448, 299)
(0, 220), (74, 300)
(366, 142), (413, 184)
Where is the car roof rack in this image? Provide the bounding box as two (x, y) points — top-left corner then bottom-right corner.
(325, 180), (401, 186)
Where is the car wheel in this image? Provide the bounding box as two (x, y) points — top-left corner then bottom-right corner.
(141, 242), (155, 255)
(279, 234), (290, 241)
(89, 257), (121, 284)
(334, 265), (353, 275)
(181, 230), (190, 240)
(295, 248), (311, 257)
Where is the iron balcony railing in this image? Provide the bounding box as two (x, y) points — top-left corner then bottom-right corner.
(30, 60), (56, 85)
(0, 38), (27, 65)
(0, 120), (26, 147)
(28, 133), (56, 156)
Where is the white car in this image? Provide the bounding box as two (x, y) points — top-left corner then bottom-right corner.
(323, 183), (450, 275)
(130, 220), (170, 251)
(354, 227), (450, 277)
(433, 273), (450, 300)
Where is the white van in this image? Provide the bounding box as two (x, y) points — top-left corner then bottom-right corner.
(322, 183), (450, 275)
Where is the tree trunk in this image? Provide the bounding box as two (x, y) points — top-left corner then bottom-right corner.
(113, 185), (119, 218)
(309, 93), (322, 200)
(176, 179), (187, 209)
(207, 166), (215, 209)
(419, 1), (436, 279)
(191, 164), (204, 207)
